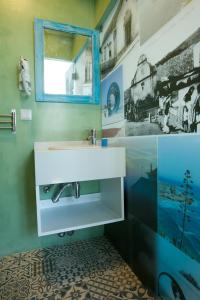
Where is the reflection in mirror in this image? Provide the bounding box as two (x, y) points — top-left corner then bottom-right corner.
(44, 29), (92, 96)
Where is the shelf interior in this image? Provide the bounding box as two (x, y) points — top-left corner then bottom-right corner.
(40, 200), (122, 235)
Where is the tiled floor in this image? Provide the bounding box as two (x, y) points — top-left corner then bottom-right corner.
(0, 237), (153, 300)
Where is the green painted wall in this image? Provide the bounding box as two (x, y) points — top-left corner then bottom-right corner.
(94, 0), (113, 27)
(72, 35), (90, 60)
(0, 0), (109, 257)
(44, 29), (74, 60)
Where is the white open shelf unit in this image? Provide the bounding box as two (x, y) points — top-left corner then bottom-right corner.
(34, 142), (126, 236)
(36, 178), (124, 236)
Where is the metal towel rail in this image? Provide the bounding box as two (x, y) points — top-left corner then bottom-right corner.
(0, 109), (16, 133)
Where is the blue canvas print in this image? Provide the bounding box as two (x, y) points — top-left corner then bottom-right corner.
(110, 136), (157, 229)
(107, 136), (157, 291)
(102, 65), (124, 126)
(157, 235), (200, 300)
(158, 135), (200, 263)
(107, 135), (200, 298)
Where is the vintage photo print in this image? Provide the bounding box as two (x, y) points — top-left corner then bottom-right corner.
(102, 65), (124, 127)
(100, 0), (139, 79)
(125, 29), (200, 136)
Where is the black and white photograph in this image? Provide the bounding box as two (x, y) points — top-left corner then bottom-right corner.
(125, 29), (200, 136)
(100, 0), (139, 79)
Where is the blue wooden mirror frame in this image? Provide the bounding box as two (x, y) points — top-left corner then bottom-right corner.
(34, 18), (100, 104)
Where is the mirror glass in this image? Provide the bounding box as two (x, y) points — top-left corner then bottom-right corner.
(44, 29), (92, 96)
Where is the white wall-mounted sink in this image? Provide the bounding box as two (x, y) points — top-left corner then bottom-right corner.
(34, 141), (126, 185)
(34, 140), (126, 236)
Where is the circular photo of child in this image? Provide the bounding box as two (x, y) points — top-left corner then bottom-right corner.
(107, 82), (121, 116)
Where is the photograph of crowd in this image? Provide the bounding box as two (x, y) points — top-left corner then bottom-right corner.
(125, 29), (200, 136)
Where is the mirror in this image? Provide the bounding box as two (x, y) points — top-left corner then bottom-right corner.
(34, 19), (100, 104)
(44, 29), (92, 96)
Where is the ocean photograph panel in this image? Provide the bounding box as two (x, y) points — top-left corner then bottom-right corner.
(110, 136), (157, 230)
(158, 135), (200, 263)
(108, 136), (157, 290)
(157, 235), (200, 300)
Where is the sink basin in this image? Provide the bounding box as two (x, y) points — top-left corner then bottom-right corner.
(35, 141), (100, 151)
(48, 145), (100, 151)
(34, 141), (125, 185)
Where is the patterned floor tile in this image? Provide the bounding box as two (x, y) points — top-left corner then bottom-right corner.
(0, 237), (153, 300)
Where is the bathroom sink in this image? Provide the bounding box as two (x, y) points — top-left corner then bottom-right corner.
(34, 141), (126, 185)
(35, 141), (98, 151)
(48, 145), (100, 150)
(34, 140), (126, 236)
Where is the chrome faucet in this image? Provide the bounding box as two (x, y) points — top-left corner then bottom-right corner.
(73, 182), (80, 199)
(52, 182), (80, 203)
(87, 128), (96, 145)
